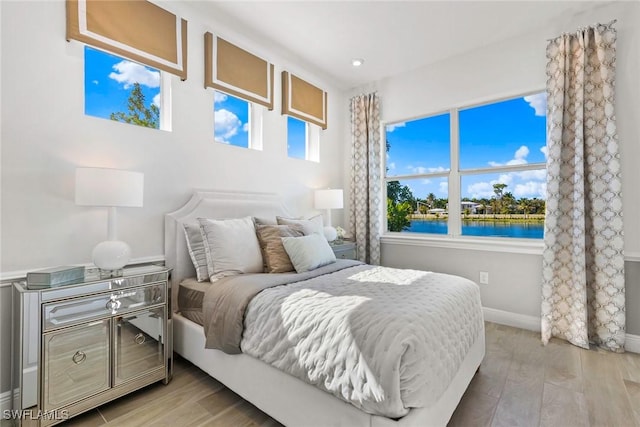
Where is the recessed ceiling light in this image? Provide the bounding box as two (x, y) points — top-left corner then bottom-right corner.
(351, 58), (364, 67)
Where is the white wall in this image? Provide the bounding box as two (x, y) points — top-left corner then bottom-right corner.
(0, 1), (348, 394)
(353, 1), (640, 335)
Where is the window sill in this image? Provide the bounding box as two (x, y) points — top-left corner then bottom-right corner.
(381, 233), (544, 255)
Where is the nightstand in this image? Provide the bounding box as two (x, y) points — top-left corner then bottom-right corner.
(12, 265), (172, 426)
(330, 241), (357, 260)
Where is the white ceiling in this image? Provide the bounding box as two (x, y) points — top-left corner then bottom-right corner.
(202, 1), (609, 90)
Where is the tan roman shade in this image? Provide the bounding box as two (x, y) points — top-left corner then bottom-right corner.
(204, 33), (274, 110)
(67, 0), (187, 80)
(282, 71), (328, 130)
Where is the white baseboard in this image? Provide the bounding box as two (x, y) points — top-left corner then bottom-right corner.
(0, 390), (12, 413)
(626, 333), (640, 354)
(482, 306), (640, 354)
(482, 307), (541, 332)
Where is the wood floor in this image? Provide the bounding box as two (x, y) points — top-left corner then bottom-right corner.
(15, 322), (640, 427)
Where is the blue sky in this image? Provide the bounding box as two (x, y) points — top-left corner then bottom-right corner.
(84, 46), (160, 121)
(386, 93), (547, 200)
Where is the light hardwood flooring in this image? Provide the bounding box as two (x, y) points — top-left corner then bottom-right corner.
(9, 322), (640, 427)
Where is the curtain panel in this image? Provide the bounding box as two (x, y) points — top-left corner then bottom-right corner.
(349, 93), (382, 265)
(541, 22), (625, 352)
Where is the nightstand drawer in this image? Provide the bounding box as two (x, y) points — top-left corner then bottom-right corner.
(330, 241), (357, 260)
(42, 320), (110, 411)
(43, 283), (166, 331)
(335, 249), (357, 260)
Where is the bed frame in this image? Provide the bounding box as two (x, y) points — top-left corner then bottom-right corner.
(164, 190), (485, 427)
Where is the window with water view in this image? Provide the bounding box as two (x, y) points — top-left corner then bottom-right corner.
(385, 92), (547, 239)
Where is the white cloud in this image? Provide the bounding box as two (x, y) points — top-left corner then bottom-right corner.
(92, 80), (99, 85)
(214, 109), (242, 143)
(514, 181), (547, 198)
(540, 146), (548, 160)
(386, 122), (406, 133)
(214, 92), (228, 104)
(152, 94), (160, 108)
(243, 123), (249, 132)
(524, 93), (546, 117)
(388, 162), (396, 171)
(408, 165), (447, 174)
(467, 181), (495, 199)
(489, 145), (530, 167)
(438, 181), (448, 195)
(516, 169), (546, 180)
(109, 61), (160, 89)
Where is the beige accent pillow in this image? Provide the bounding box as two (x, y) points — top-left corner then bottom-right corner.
(255, 224), (304, 273)
(276, 215), (324, 236)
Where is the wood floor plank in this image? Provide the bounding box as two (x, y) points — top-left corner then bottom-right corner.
(624, 380), (640, 426)
(491, 379), (543, 427)
(618, 352), (640, 383)
(543, 338), (584, 393)
(581, 349), (638, 426)
(447, 389), (498, 427)
(539, 382), (588, 427)
(55, 409), (105, 427)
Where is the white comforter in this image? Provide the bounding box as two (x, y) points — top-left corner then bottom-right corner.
(241, 264), (484, 418)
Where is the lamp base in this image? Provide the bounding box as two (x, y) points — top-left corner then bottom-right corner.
(323, 226), (338, 242)
(92, 240), (131, 276)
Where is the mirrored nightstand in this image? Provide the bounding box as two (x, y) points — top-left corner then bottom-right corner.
(330, 241), (357, 260)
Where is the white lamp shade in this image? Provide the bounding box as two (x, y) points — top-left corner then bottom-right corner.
(314, 189), (344, 210)
(75, 168), (144, 207)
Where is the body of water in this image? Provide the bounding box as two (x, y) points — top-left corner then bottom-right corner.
(407, 220), (544, 239)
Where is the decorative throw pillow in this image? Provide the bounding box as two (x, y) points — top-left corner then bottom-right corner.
(255, 224), (305, 273)
(276, 214), (324, 236)
(282, 233), (337, 273)
(198, 216), (264, 282)
(182, 223), (209, 282)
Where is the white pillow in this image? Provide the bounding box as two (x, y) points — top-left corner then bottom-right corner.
(198, 217), (263, 281)
(282, 233), (336, 273)
(182, 223), (209, 282)
(276, 215), (324, 236)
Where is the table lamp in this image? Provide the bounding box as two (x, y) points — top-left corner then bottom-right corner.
(75, 168), (144, 276)
(314, 189), (343, 241)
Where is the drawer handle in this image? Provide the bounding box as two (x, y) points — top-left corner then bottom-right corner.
(134, 333), (146, 345)
(72, 351), (86, 365)
(106, 299), (122, 313)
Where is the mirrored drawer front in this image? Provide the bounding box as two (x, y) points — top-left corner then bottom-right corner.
(41, 272), (169, 302)
(42, 320), (110, 411)
(114, 307), (166, 386)
(43, 284), (166, 331)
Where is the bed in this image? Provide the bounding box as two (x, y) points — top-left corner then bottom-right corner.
(165, 190), (485, 427)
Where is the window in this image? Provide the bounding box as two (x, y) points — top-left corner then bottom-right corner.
(385, 92), (547, 239)
(84, 46), (168, 130)
(286, 116), (320, 161)
(214, 91), (249, 147)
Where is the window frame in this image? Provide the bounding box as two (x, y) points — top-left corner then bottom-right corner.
(382, 90), (547, 253)
(286, 115), (320, 162)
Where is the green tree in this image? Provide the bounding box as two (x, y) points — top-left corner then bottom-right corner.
(387, 199), (412, 232)
(110, 82), (159, 129)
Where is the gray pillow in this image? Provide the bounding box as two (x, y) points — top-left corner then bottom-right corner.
(182, 223), (209, 282)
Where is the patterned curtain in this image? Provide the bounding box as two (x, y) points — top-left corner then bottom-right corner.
(541, 22), (625, 352)
(349, 93), (382, 265)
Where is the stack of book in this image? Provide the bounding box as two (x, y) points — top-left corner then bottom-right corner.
(26, 266), (85, 289)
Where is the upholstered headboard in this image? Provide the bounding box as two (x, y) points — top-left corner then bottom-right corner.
(164, 190), (293, 311)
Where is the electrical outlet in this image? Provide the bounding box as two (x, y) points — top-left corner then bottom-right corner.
(479, 271), (489, 285)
